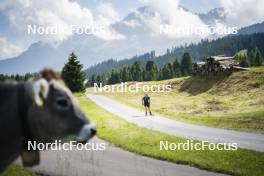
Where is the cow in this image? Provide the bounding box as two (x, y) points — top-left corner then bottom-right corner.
(0, 69), (96, 173)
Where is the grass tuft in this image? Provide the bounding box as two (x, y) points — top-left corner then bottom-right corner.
(1, 165), (35, 176)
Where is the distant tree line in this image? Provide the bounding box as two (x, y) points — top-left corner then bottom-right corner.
(0, 73), (37, 82)
(88, 47), (264, 86)
(85, 33), (264, 78)
(88, 52), (192, 86)
(235, 48), (263, 67)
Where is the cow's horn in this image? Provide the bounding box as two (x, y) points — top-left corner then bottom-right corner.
(33, 79), (49, 106)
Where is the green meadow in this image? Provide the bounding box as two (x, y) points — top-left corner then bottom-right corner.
(77, 94), (264, 176)
(88, 67), (264, 133)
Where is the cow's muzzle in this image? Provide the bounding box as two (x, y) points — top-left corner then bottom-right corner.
(77, 124), (96, 143)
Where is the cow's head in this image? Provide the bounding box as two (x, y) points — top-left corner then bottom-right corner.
(27, 69), (96, 144)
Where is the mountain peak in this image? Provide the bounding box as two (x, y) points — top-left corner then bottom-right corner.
(198, 7), (226, 24)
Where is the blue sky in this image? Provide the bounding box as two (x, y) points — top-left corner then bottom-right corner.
(180, 0), (221, 13)
(76, 0), (221, 17)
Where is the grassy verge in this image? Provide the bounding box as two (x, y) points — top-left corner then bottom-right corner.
(77, 94), (264, 176)
(87, 66), (264, 133)
(1, 165), (35, 176)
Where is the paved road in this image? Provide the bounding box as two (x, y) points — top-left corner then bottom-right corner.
(87, 94), (264, 152)
(19, 137), (226, 176)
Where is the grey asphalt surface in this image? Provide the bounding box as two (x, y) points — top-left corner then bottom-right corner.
(19, 137), (226, 176)
(87, 94), (264, 152)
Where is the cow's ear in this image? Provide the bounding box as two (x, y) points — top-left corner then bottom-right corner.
(33, 79), (49, 106)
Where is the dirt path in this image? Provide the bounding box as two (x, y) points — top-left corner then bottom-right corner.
(87, 94), (264, 152)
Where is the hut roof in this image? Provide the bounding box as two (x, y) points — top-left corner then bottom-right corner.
(208, 56), (234, 62)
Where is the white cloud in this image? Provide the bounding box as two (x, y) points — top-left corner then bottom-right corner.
(139, 0), (203, 25)
(96, 3), (120, 23)
(134, 0), (207, 38)
(94, 2), (125, 40)
(0, 0), (124, 42)
(0, 37), (23, 59)
(0, 0), (94, 42)
(220, 0), (264, 27)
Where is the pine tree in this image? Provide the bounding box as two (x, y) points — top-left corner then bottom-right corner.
(254, 48), (263, 66)
(88, 74), (97, 87)
(108, 69), (120, 84)
(235, 50), (249, 67)
(130, 61), (143, 81)
(240, 56), (249, 67)
(119, 66), (128, 82)
(247, 50), (256, 67)
(173, 59), (181, 77)
(180, 53), (192, 76)
(167, 62), (174, 78)
(145, 61), (158, 81)
(61, 52), (86, 92)
(126, 66), (133, 81)
(161, 63), (174, 80)
(96, 75), (102, 85)
(100, 74), (107, 85)
(161, 65), (170, 80)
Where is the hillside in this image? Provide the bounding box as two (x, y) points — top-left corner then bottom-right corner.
(85, 33), (264, 78)
(238, 21), (264, 35)
(89, 67), (264, 133)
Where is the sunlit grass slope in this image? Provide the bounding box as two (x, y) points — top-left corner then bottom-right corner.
(87, 66), (264, 133)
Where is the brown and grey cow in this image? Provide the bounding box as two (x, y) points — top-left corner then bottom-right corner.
(0, 69), (96, 173)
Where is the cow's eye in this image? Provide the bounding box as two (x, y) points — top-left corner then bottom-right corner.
(55, 97), (70, 110)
